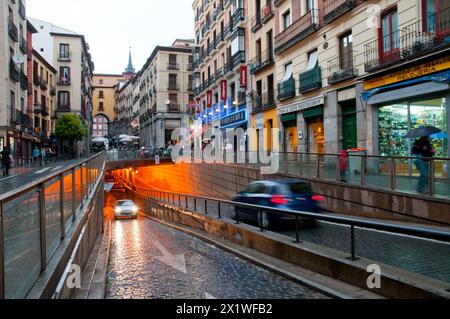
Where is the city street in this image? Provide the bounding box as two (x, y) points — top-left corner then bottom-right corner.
(104, 195), (327, 299)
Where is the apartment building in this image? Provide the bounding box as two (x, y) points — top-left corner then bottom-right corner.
(0, 0), (32, 164)
(114, 40), (195, 148)
(31, 49), (57, 144)
(192, 0), (250, 147)
(248, 0), (278, 152)
(92, 74), (124, 138)
(29, 18), (94, 154)
(271, 0), (450, 161)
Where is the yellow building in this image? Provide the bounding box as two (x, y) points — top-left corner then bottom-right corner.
(31, 49), (57, 143)
(248, 0), (278, 152)
(92, 74), (124, 138)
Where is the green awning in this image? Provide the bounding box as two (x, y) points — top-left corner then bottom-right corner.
(280, 113), (297, 123)
(303, 106), (324, 119)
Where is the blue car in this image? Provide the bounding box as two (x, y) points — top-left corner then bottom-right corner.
(231, 179), (325, 229)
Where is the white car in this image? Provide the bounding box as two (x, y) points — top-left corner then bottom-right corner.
(114, 200), (138, 219)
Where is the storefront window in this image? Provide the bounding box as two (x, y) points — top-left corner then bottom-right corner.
(378, 98), (447, 157)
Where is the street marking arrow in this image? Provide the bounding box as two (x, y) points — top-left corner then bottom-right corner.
(154, 241), (187, 274)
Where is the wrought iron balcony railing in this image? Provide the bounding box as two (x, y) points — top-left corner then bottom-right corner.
(323, 0), (356, 24)
(277, 77), (296, 100)
(299, 65), (322, 93)
(8, 18), (18, 42)
(327, 51), (358, 84)
(364, 31), (401, 73)
(167, 63), (180, 70)
(248, 48), (274, 74)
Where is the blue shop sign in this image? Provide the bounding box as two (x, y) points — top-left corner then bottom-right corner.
(220, 109), (247, 129)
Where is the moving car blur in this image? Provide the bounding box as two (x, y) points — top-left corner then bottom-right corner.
(232, 179), (325, 229)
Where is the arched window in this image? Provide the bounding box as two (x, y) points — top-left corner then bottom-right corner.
(93, 115), (109, 138)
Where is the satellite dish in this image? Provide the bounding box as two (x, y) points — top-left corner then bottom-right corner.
(12, 55), (25, 65)
(165, 100), (171, 105)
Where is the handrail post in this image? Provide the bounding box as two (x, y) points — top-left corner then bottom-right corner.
(39, 183), (47, 271)
(218, 201), (222, 219)
(295, 216), (300, 243)
(361, 155), (366, 186)
(429, 159), (435, 196)
(205, 200), (208, 215)
(348, 225), (359, 261)
(316, 154), (320, 178)
(390, 157), (396, 191)
(0, 200), (5, 299)
(259, 209), (264, 232)
(336, 154), (340, 182)
(60, 173), (65, 239)
(80, 165), (84, 205)
(299, 153), (303, 176)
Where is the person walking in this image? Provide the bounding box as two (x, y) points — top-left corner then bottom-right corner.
(45, 147), (52, 165)
(33, 146), (41, 167)
(339, 150), (349, 183)
(412, 136), (435, 194)
(1, 147), (12, 177)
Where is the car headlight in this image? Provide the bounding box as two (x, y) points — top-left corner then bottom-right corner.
(132, 206), (138, 213)
(115, 207), (122, 214)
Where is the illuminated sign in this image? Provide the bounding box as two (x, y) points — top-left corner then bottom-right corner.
(220, 80), (227, 100)
(364, 56), (450, 91)
(220, 109), (247, 128)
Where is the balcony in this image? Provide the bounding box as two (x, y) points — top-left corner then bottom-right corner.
(21, 113), (32, 129)
(19, 0), (26, 20)
(277, 77), (296, 100)
(168, 104), (181, 112)
(251, 14), (262, 33)
(248, 48), (274, 74)
(327, 51), (358, 84)
(232, 8), (245, 29)
(58, 78), (71, 86)
(50, 86), (56, 96)
(57, 104), (71, 112)
(253, 93), (263, 112)
(33, 73), (41, 86)
(34, 103), (42, 114)
(41, 79), (48, 91)
(168, 83), (180, 91)
(9, 60), (19, 83)
(20, 37), (28, 54)
(187, 63), (195, 71)
(299, 66), (322, 93)
(401, 7), (450, 60)
(42, 107), (50, 117)
(20, 71), (28, 91)
(8, 18), (18, 42)
(262, 2), (274, 23)
(323, 0), (356, 24)
(262, 91), (276, 108)
(232, 51), (246, 69)
(275, 9), (319, 54)
(167, 63), (180, 70)
(364, 32), (401, 73)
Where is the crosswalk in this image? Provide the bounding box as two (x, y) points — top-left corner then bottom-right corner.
(34, 165), (64, 175)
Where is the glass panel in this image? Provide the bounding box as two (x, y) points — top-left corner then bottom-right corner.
(319, 155), (338, 181)
(45, 177), (61, 260)
(434, 159), (450, 198)
(74, 167), (83, 211)
(378, 103), (409, 157)
(365, 156), (393, 190)
(3, 190), (41, 299)
(382, 15), (391, 53)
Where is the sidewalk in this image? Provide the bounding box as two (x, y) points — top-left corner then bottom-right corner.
(0, 166), (34, 182)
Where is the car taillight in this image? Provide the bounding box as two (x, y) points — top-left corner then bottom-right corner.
(312, 195), (325, 202)
(270, 195), (289, 205)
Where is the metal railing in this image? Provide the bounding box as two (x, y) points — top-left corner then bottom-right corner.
(133, 187), (450, 266)
(327, 50), (358, 84)
(0, 152), (106, 299)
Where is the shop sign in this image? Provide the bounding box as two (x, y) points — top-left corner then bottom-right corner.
(220, 80), (227, 100)
(278, 95), (324, 115)
(240, 65), (248, 90)
(254, 113), (264, 129)
(206, 90), (213, 108)
(220, 109), (247, 128)
(364, 56), (450, 91)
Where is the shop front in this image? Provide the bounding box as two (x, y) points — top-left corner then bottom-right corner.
(251, 108), (279, 153)
(278, 95), (325, 154)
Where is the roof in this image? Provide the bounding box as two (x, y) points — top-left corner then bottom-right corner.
(29, 17), (79, 36)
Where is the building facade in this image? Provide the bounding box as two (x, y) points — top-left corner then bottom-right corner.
(92, 74), (124, 138)
(114, 40), (195, 148)
(31, 49), (57, 144)
(30, 18), (94, 155)
(0, 0), (32, 165)
(192, 0), (250, 149)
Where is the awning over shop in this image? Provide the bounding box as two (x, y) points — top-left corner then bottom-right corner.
(280, 113), (297, 123)
(362, 70), (450, 101)
(303, 106), (324, 119)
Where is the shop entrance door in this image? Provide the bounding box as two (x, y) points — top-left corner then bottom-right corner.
(307, 118), (324, 154)
(283, 121), (298, 153)
(342, 105), (357, 151)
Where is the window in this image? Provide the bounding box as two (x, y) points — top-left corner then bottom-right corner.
(99, 79), (104, 85)
(93, 115), (109, 137)
(99, 90), (104, 99)
(58, 91), (70, 107)
(283, 10), (291, 30)
(59, 44), (70, 59)
(423, 0), (450, 35)
(99, 102), (104, 111)
(59, 67), (70, 83)
(282, 62), (293, 82)
(339, 32), (353, 70)
(380, 9), (399, 58)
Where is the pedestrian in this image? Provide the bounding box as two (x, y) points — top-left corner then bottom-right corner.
(46, 147), (52, 164)
(33, 146), (41, 166)
(1, 147), (12, 177)
(412, 136), (435, 194)
(339, 150), (349, 183)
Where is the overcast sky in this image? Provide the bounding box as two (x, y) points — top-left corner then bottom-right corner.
(27, 0), (195, 74)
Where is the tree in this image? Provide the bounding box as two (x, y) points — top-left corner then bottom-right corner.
(55, 114), (86, 156)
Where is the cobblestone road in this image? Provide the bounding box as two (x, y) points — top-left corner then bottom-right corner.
(105, 216), (327, 299)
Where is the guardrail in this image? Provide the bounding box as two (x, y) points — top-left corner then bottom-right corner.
(0, 151), (106, 299)
(134, 187), (450, 270)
